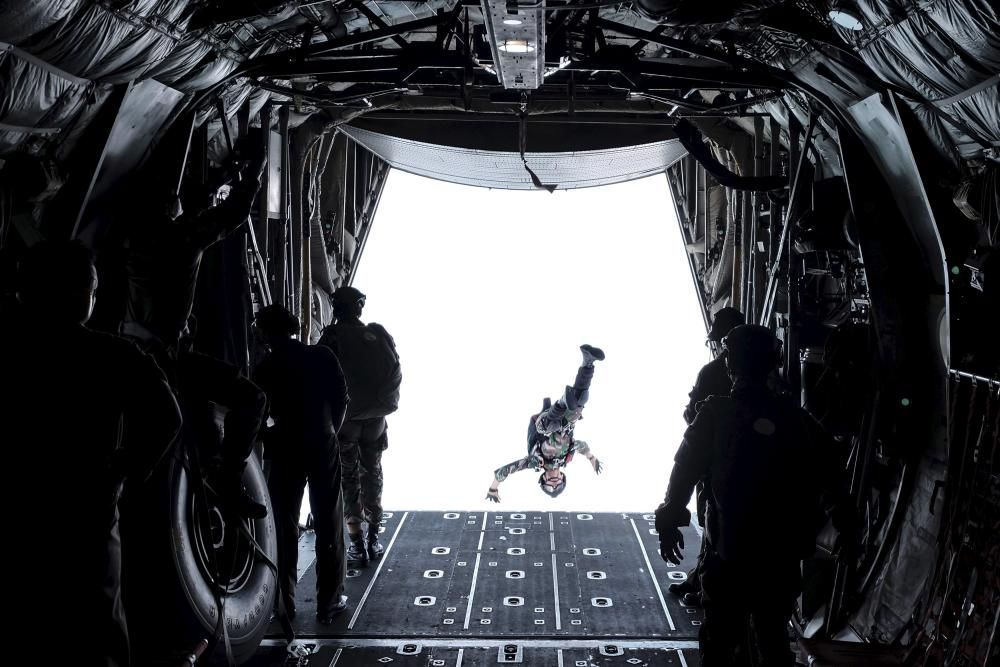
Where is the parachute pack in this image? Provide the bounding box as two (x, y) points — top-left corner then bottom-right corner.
(322, 322), (401, 420)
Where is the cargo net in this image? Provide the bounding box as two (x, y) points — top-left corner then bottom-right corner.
(914, 374), (1000, 666)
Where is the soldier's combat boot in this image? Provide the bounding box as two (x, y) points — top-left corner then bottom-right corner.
(348, 535), (369, 567)
(680, 592), (702, 607)
(580, 344), (605, 365)
(667, 579), (698, 597)
(218, 464), (267, 520)
(367, 528), (385, 561)
(231, 486), (268, 520)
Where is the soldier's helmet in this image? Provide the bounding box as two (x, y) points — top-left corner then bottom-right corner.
(255, 304), (299, 337)
(708, 306), (745, 342)
(722, 324), (782, 379)
(332, 285), (366, 309)
(539, 472), (567, 498)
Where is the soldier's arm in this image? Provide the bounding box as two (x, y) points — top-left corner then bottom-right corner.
(492, 456), (535, 485)
(487, 456), (535, 502)
(683, 366), (709, 425)
(189, 154), (266, 250)
(250, 358), (277, 450)
(324, 349), (350, 432)
(573, 440), (603, 474)
(656, 403), (716, 529)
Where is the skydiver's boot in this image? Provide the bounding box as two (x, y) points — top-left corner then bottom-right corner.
(565, 345), (603, 410)
(348, 534), (370, 567)
(367, 525), (384, 561)
(580, 344), (605, 365)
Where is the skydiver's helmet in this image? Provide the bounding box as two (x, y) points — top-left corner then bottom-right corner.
(708, 306), (746, 342)
(332, 285), (366, 319)
(722, 324), (782, 381)
(539, 471), (566, 498)
(254, 304), (299, 339)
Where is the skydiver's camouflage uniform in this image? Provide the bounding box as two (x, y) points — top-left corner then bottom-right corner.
(493, 412), (592, 482)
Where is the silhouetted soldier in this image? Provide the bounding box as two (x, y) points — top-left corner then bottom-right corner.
(122, 135), (266, 352)
(655, 325), (834, 667)
(121, 138), (268, 518)
(0, 241), (181, 667)
(683, 307), (745, 423)
(487, 345), (605, 502)
(253, 305), (350, 623)
(670, 306), (745, 607)
(319, 285), (401, 566)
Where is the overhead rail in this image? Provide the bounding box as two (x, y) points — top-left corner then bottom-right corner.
(949, 369), (1000, 389)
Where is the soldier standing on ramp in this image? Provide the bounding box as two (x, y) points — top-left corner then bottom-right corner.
(319, 285), (402, 567)
(670, 306), (745, 608)
(254, 305), (351, 624)
(655, 325), (842, 666)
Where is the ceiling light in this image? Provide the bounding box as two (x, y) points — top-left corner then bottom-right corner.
(503, 18), (523, 26)
(497, 39), (534, 54)
(828, 2), (863, 30)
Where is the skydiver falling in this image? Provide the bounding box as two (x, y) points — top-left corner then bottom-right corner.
(487, 345), (605, 502)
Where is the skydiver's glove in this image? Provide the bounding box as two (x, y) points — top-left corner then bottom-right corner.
(658, 527), (685, 566)
(590, 457), (603, 474)
(486, 488), (500, 503)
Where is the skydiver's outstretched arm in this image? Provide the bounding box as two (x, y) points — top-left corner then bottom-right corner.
(573, 440), (603, 474)
(487, 456), (534, 502)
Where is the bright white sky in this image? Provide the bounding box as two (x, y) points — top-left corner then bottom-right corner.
(350, 169), (707, 513)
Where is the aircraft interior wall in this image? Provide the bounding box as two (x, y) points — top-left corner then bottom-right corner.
(0, 1), (997, 665)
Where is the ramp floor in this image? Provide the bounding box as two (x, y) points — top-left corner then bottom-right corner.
(250, 511), (703, 666)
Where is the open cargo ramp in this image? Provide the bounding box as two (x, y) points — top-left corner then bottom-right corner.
(251, 511), (704, 665)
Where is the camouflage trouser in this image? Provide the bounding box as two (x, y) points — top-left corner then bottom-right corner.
(339, 416), (387, 528)
(686, 481), (709, 591)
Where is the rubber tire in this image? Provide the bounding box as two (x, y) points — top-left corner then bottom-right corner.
(127, 448), (277, 665)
